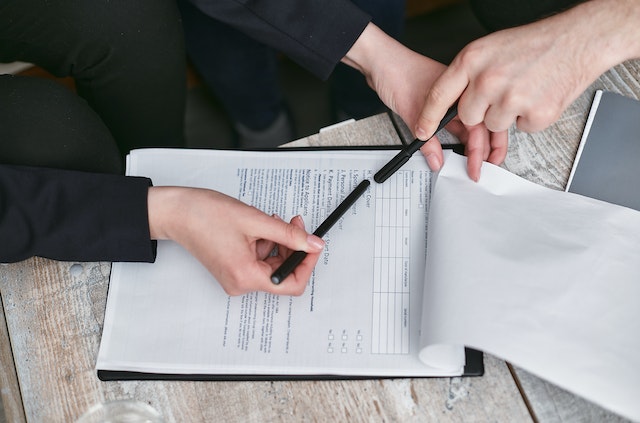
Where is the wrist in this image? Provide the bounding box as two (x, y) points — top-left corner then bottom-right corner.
(147, 186), (187, 241)
(342, 22), (403, 79)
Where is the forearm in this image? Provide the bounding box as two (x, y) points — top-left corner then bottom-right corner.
(341, 22), (408, 84)
(579, 0), (640, 64)
(551, 0), (640, 78)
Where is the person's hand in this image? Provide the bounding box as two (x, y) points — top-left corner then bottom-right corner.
(415, 0), (640, 178)
(147, 186), (325, 296)
(342, 22), (503, 181)
(420, 119), (507, 182)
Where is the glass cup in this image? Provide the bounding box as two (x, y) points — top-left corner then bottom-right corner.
(76, 399), (164, 423)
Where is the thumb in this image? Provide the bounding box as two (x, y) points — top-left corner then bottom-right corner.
(416, 69), (467, 140)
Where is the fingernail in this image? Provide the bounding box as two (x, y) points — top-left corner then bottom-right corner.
(272, 214), (283, 220)
(416, 127), (427, 140)
(426, 153), (442, 171)
(307, 234), (325, 250)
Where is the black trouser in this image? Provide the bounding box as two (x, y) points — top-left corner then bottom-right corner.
(0, 75), (123, 173)
(0, 0), (187, 159)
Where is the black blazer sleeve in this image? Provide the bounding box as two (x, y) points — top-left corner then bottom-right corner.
(187, 0), (371, 80)
(0, 165), (157, 263)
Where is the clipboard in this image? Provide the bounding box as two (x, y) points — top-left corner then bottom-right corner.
(98, 347), (483, 381)
(97, 144), (483, 382)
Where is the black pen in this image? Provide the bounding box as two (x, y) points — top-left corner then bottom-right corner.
(271, 179), (371, 284)
(374, 102), (458, 183)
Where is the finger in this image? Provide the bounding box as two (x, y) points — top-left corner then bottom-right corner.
(261, 250), (322, 296)
(464, 124), (491, 182)
(457, 86), (491, 128)
(487, 130), (509, 165)
(442, 119), (466, 138)
(515, 106), (560, 133)
(415, 67), (468, 140)
(483, 103), (519, 133)
(218, 254), (303, 296)
(274, 215), (306, 259)
(255, 239), (277, 260)
(259, 215), (322, 295)
(249, 212), (324, 254)
(419, 138), (444, 172)
(215, 254), (302, 296)
(290, 214), (305, 229)
(255, 214), (284, 259)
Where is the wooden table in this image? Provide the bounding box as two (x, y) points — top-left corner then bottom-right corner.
(1, 60), (638, 423)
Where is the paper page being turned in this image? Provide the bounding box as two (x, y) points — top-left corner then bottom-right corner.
(419, 151), (640, 421)
(98, 149), (463, 377)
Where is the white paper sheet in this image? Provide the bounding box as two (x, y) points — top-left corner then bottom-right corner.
(421, 152), (640, 421)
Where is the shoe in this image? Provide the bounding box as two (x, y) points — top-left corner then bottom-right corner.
(234, 109), (296, 149)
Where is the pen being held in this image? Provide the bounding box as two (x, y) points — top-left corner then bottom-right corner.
(374, 102), (458, 183)
(271, 179), (371, 285)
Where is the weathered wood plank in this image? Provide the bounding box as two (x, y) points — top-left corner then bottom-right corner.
(0, 259), (111, 421)
(513, 366), (631, 423)
(97, 354), (529, 422)
(283, 113), (404, 148)
(0, 273), (26, 423)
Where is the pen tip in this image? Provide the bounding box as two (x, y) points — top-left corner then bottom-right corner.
(271, 275), (282, 285)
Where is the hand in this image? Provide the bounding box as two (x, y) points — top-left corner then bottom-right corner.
(147, 186), (325, 296)
(415, 0), (640, 178)
(342, 23), (503, 181)
(420, 120), (508, 182)
(416, 20), (590, 134)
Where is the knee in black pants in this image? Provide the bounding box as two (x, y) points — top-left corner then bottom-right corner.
(0, 75), (123, 174)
